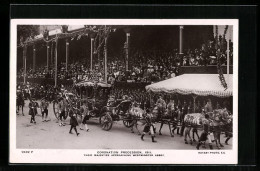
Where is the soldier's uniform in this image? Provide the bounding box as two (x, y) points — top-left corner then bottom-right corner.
(141, 113), (157, 142)
(196, 114), (213, 150)
(167, 100), (175, 117)
(28, 100), (37, 124)
(204, 101), (213, 113)
(156, 96), (166, 119)
(80, 102), (90, 131)
(40, 99), (49, 122)
(69, 109), (79, 136)
(58, 98), (66, 126)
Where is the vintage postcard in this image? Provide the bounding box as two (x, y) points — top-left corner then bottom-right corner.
(10, 19), (238, 164)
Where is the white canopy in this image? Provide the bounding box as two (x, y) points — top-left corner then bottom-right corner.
(146, 74), (233, 98)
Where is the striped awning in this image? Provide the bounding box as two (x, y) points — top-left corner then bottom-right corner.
(146, 74), (233, 98)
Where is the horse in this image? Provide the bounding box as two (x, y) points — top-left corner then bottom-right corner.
(16, 91), (25, 115)
(210, 109), (232, 148)
(150, 105), (179, 137)
(183, 113), (204, 144)
(128, 102), (146, 135)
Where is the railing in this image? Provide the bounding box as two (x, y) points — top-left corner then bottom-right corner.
(179, 65), (233, 75)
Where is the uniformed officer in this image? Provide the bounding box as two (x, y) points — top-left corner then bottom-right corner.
(58, 97), (66, 126)
(40, 98), (49, 122)
(155, 95), (166, 119)
(167, 99), (175, 117)
(196, 114), (213, 150)
(180, 101), (188, 136)
(141, 113), (157, 143)
(69, 108), (80, 136)
(204, 99), (213, 113)
(28, 98), (37, 124)
(80, 101), (90, 131)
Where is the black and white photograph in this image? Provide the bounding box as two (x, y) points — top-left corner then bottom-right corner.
(9, 19), (238, 164)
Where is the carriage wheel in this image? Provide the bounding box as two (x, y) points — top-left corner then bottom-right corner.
(123, 116), (135, 128)
(99, 113), (113, 131)
(53, 100), (60, 120)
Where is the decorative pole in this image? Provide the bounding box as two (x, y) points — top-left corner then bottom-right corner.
(126, 32), (130, 71)
(227, 26), (231, 86)
(47, 42), (49, 71)
(55, 35), (58, 87)
(23, 45), (27, 84)
(51, 41), (53, 68)
(33, 45), (36, 72)
(90, 38), (94, 71)
(104, 36), (108, 83)
(192, 94), (197, 113)
(66, 39), (69, 72)
(179, 26), (184, 55)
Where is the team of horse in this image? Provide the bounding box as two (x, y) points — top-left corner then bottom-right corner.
(16, 88), (232, 149)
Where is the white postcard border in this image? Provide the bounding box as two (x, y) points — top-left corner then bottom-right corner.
(10, 19), (238, 164)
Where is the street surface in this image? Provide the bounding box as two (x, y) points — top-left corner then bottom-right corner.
(16, 100), (232, 150)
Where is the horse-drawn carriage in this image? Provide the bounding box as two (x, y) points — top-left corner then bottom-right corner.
(101, 97), (146, 131)
(53, 80), (146, 131)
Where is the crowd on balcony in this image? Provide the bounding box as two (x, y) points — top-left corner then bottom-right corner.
(17, 37), (233, 84)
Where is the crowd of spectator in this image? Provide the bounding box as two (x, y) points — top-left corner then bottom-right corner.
(17, 37), (233, 85)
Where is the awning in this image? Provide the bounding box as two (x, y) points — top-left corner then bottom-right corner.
(146, 74), (233, 98)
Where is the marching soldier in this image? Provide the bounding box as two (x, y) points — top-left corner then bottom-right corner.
(141, 113), (157, 143)
(69, 108), (80, 136)
(172, 105), (182, 135)
(196, 114), (213, 150)
(28, 98), (37, 124)
(80, 101), (90, 131)
(40, 98), (49, 122)
(180, 101), (188, 136)
(58, 97), (66, 126)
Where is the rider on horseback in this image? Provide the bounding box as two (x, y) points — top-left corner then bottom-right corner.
(155, 95), (166, 119)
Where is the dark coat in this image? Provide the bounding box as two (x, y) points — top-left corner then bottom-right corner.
(70, 116), (78, 127)
(69, 109), (78, 127)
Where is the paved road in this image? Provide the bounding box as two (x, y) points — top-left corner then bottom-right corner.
(16, 100), (232, 150)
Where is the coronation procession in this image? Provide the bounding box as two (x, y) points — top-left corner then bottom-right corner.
(15, 24), (233, 150)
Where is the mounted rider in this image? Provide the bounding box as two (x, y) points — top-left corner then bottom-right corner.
(166, 99), (175, 117)
(204, 99), (213, 113)
(155, 95), (166, 119)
